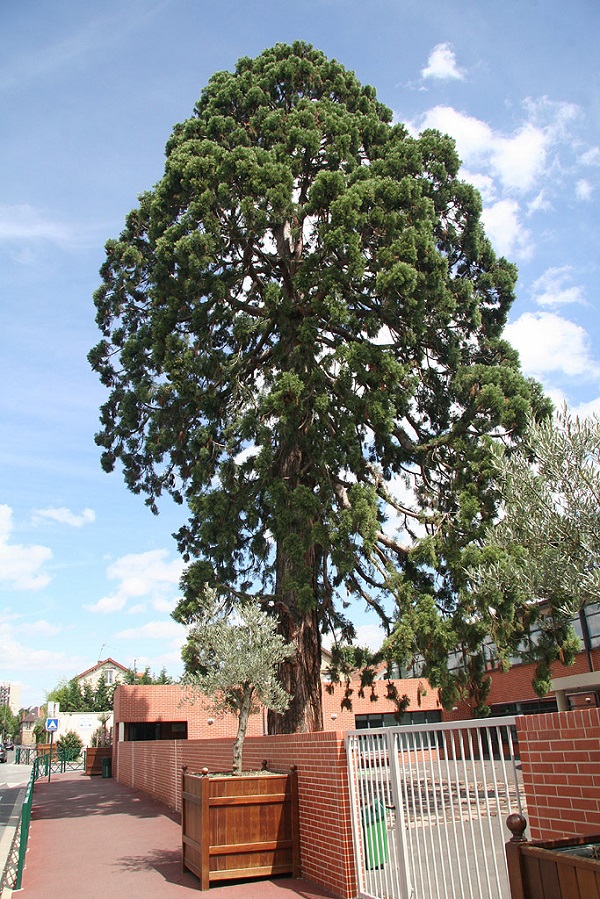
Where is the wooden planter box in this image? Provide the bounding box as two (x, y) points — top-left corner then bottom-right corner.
(181, 765), (300, 890)
(85, 746), (112, 776)
(506, 814), (600, 899)
(36, 743), (55, 759)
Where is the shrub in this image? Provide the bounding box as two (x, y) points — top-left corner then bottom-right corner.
(56, 730), (84, 760)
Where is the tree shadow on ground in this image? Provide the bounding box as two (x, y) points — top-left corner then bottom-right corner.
(116, 848), (199, 889)
(31, 775), (181, 823)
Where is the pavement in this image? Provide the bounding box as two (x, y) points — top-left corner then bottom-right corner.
(12, 771), (338, 899)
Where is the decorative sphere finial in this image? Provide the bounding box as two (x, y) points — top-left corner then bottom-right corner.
(507, 813), (528, 842)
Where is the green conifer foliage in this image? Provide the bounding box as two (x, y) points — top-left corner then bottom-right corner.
(90, 43), (550, 730)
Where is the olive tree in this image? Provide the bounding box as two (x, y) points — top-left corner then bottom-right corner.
(466, 408), (600, 694)
(182, 604), (294, 774)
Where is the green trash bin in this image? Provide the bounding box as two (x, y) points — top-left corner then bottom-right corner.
(361, 799), (389, 869)
(101, 756), (112, 778)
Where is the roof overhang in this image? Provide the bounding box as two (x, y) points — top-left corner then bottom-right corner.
(550, 671), (600, 694)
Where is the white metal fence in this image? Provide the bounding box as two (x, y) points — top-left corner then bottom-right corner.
(345, 717), (525, 899)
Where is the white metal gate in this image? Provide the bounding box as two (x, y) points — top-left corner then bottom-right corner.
(345, 717), (525, 899)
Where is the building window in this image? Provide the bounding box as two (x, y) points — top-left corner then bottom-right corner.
(355, 710), (442, 729)
(124, 721), (188, 741)
(105, 669), (115, 685)
(491, 697), (558, 716)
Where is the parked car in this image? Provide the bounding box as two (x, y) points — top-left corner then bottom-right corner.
(0, 745), (7, 763)
(4, 739), (14, 751)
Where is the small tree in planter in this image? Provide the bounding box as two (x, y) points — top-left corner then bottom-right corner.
(90, 713), (112, 747)
(56, 730), (84, 761)
(182, 604), (294, 774)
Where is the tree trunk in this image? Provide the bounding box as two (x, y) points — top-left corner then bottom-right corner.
(233, 687), (252, 774)
(268, 602), (323, 734)
(269, 535), (324, 734)
(268, 336), (324, 733)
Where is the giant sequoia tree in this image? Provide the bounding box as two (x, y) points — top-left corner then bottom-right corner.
(90, 43), (549, 732)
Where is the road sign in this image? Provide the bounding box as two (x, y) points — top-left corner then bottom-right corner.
(45, 718), (59, 732)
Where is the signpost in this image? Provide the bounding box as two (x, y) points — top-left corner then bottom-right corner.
(45, 715), (59, 782)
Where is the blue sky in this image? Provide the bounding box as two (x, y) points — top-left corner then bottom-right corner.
(1, 0), (599, 708)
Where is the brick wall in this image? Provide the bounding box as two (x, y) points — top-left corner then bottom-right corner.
(486, 648), (600, 707)
(115, 732), (356, 899)
(516, 707), (600, 840)
(114, 684), (266, 739)
(113, 677), (441, 739)
(322, 676), (440, 725)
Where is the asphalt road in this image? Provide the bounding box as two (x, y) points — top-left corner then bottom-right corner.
(0, 753), (32, 828)
(0, 752), (32, 789)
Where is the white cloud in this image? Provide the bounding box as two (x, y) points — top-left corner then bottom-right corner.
(0, 504), (53, 590)
(527, 191), (552, 215)
(542, 386), (570, 411)
(531, 267), (585, 308)
(462, 171), (496, 203)
(85, 548), (184, 614)
(127, 603), (148, 615)
(115, 619), (184, 640)
(422, 43), (465, 81)
(33, 507), (96, 528)
(0, 204), (102, 254)
(491, 123), (548, 193)
(415, 106), (492, 161)
(481, 199), (533, 260)
(87, 594), (127, 615)
(353, 623), (387, 651)
(580, 147), (600, 166)
(414, 106), (548, 194)
(524, 96), (579, 137)
(405, 97), (595, 265)
(322, 623), (386, 653)
(504, 311), (600, 379)
(576, 179), (593, 201)
(28, 619), (63, 636)
(0, 615), (81, 679)
(570, 397), (600, 419)
(151, 596), (179, 613)
(0, 204), (75, 244)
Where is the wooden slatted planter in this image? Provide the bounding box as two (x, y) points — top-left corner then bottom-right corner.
(506, 813), (600, 899)
(85, 746), (112, 776)
(181, 764), (300, 890)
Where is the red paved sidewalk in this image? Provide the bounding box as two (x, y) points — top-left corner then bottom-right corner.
(17, 772), (337, 899)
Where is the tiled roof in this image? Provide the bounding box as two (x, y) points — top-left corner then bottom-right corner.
(75, 657), (129, 680)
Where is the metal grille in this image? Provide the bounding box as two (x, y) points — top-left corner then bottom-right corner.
(346, 717), (525, 899)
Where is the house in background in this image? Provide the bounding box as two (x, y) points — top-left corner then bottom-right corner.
(75, 658), (129, 690)
(19, 711), (38, 746)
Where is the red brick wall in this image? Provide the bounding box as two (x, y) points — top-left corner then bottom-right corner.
(516, 707), (600, 840)
(113, 677), (441, 739)
(114, 684), (266, 739)
(486, 648), (600, 707)
(322, 676), (440, 725)
(115, 732), (356, 899)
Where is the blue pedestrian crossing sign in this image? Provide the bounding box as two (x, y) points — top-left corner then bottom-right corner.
(45, 717), (59, 732)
